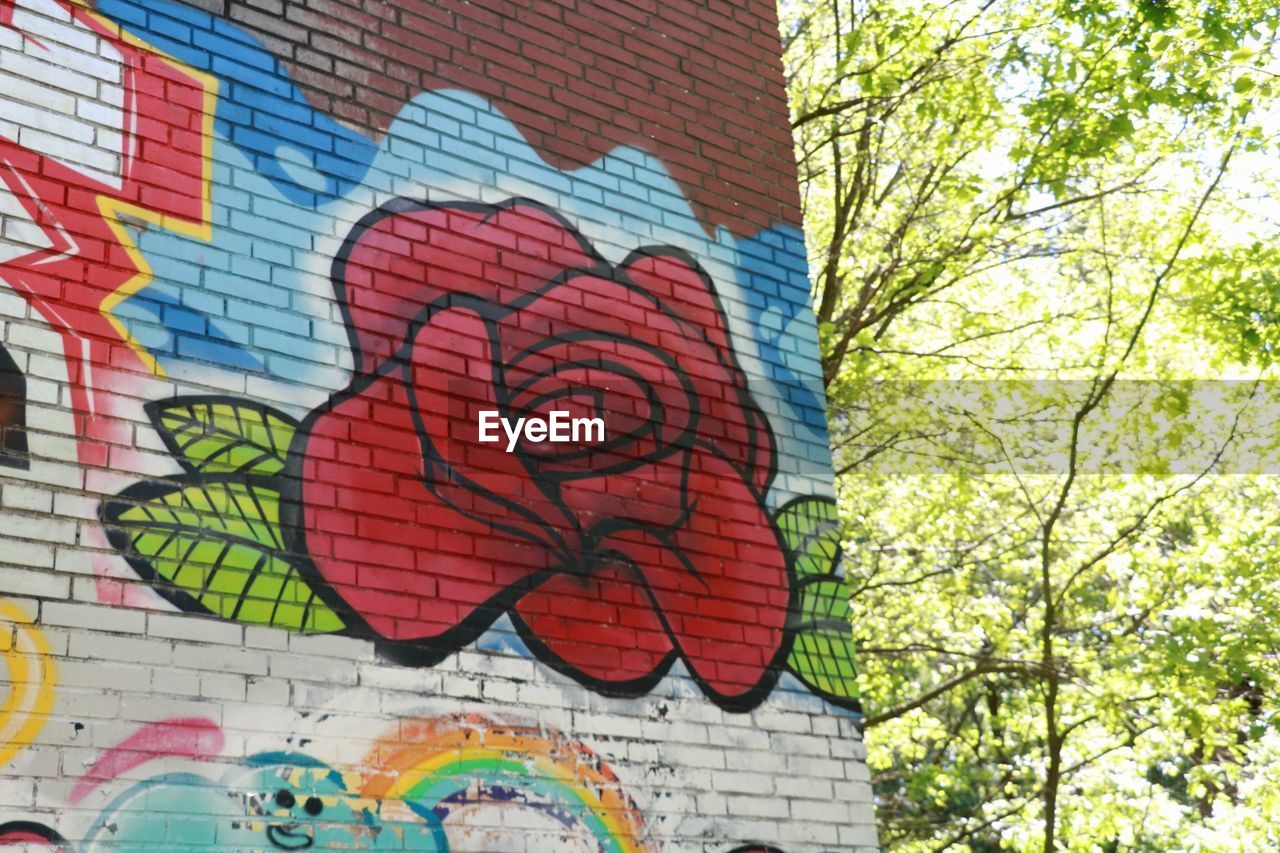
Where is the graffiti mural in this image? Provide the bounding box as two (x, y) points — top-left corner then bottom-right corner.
(100, 199), (850, 711)
(361, 716), (651, 852)
(0, 600), (55, 768)
(5, 754), (446, 850)
(0, 821), (68, 848)
(0, 0), (217, 616)
(102, 382), (857, 710)
(0, 0), (215, 447)
(2, 715), (649, 852)
(74, 0), (862, 716)
(101, 381), (856, 713)
(69, 717), (225, 804)
(0, 0), (873, 846)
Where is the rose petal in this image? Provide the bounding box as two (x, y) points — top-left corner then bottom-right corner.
(556, 458), (686, 536)
(597, 449), (789, 702)
(526, 269), (775, 498)
(407, 304), (576, 551)
(516, 444), (789, 702)
(337, 201), (602, 374)
(512, 560), (675, 687)
(503, 334), (694, 480)
(622, 249), (740, 382)
(301, 365), (550, 643)
(622, 250), (775, 494)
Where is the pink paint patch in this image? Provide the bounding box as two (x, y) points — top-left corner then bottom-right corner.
(69, 717), (223, 804)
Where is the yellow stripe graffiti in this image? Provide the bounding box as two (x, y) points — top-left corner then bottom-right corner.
(0, 600), (55, 767)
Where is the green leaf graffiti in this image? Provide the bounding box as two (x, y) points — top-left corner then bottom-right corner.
(149, 397), (297, 476)
(790, 578), (860, 705)
(104, 479), (342, 634)
(776, 496), (842, 578)
(111, 394), (863, 713)
(778, 497), (860, 708)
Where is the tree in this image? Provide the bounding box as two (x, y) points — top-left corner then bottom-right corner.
(783, 0), (1280, 847)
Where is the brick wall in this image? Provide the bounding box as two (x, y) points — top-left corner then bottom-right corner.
(0, 0), (878, 849)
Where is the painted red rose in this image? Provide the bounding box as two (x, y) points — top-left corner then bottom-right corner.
(292, 200), (791, 707)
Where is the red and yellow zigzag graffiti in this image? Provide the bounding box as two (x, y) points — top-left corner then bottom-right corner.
(0, 0), (215, 458)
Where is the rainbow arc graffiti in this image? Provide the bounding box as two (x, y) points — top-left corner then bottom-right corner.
(362, 716), (652, 853)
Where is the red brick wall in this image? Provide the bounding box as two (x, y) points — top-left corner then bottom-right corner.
(221, 0), (801, 235)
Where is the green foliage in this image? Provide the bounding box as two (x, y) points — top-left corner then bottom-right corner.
(786, 0), (1280, 391)
(1180, 242), (1280, 366)
(786, 0), (1280, 847)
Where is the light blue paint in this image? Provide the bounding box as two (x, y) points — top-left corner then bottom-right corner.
(80, 754), (445, 851)
(112, 288), (263, 373)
